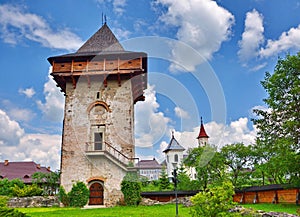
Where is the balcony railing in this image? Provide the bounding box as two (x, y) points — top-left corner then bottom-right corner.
(85, 141), (137, 167)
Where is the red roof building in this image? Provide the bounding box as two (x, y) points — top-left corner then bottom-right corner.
(0, 160), (51, 184)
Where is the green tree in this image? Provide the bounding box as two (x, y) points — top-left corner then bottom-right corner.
(32, 171), (60, 195)
(220, 143), (254, 188)
(121, 172), (142, 206)
(184, 146), (225, 190)
(177, 165), (194, 191)
(158, 166), (171, 190)
(190, 181), (236, 217)
(253, 53), (300, 185)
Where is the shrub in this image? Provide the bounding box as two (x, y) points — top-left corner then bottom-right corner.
(190, 181), (236, 217)
(0, 196), (9, 207)
(12, 184), (43, 197)
(0, 207), (29, 217)
(68, 182), (89, 207)
(0, 179), (24, 196)
(58, 186), (70, 207)
(121, 172), (141, 206)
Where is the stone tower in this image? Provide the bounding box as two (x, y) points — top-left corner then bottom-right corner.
(48, 23), (147, 206)
(197, 117), (209, 147)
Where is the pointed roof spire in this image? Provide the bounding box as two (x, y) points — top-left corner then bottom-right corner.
(163, 132), (185, 153)
(197, 117), (209, 139)
(76, 23), (124, 53)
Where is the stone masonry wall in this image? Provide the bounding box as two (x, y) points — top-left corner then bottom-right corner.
(60, 77), (135, 206)
(8, 196), (59, 208)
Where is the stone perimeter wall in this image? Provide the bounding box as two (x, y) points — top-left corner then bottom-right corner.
(7, 196), (59, 208)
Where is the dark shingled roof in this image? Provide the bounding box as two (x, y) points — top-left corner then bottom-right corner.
(163, 134), (185, 153)
(77, 23), (124, 53)
(47, 23), (146, 62)
(0, 161), (51, 184)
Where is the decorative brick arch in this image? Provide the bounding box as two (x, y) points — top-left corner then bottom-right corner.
(87, 101), (111, 114)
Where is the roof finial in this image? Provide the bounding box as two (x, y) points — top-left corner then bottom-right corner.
(101, 13), (107, 26)
(172, 130), (174, 138)
(201, 116), (203, 125)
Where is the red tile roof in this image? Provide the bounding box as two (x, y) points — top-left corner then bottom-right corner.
(197, 118), (209, 139)
(0, 161), (51, 184)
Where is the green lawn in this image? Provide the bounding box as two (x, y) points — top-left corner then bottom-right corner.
(17, 204), (191, 217)
(242, 203), (299, 215)
(16, 204), (300, 217)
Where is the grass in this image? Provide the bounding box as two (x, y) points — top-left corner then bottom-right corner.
(16, 203), (300, 217)
(17, 204), (191, 217)
(242, 203), (299, 215)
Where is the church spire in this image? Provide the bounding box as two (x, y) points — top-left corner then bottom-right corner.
(197, 117), (209, 146)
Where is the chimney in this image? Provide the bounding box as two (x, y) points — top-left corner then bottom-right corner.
(37, 164), (41, 169)
(4, 160), (9, 166)
(47, 166), (51, 171)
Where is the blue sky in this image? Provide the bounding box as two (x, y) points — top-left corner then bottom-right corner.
(0, 0), (299, 170)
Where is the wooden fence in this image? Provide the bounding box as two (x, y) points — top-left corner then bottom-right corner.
(234, 184), (300, 204)
(141, 184), (300, 204)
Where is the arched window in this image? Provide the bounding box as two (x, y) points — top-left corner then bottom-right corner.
(174, 154), (178, 162)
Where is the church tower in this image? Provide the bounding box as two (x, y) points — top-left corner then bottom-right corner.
(48, 23), (147, 206)
(197, 117), (209, 147)
(163, 133), (185, 180)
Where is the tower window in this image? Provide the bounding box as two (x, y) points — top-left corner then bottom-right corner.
(96, 92), (100, 99)
(94, 132), (103, 150)
(174, 154), (178, 162)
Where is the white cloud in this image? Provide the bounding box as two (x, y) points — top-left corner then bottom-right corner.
(238, 9), (300, 62)
(112, 27), (131, 40)
(113, 0), (127, 15)
(0, 4), (83, 50)
(0, 109), (61, 170)
(250, 62), (267, 71)
(18, 87), (35, 98)
(174, 106), (190, 119)
(250, 105), (272, 119)
(9, 108), (35, 122)
(37, 69), (64, 122)
(156, 0), (234, 71)
(207, 117), (256, 147)
(96, 0), (127, 16)
(0, 109), (24, 147)
(135, 85), (170, 147)
(259, 24), (300, 58)
(238, 9), (264, 62)
(18, 134), (61, 170)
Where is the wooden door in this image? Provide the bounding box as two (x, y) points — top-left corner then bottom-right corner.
(89, 182), (104, 205)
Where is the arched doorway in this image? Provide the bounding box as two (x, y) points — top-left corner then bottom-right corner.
(89, 182), (104, 205)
